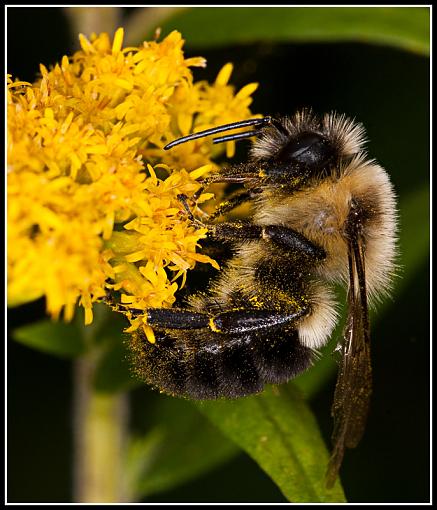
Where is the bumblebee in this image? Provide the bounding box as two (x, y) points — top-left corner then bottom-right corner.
(130, 109), (398, 486)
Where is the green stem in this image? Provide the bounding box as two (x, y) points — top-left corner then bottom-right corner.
(63, 6), (123, 48)
(124, 7), (189, 45)
(73, 354), (129, 502)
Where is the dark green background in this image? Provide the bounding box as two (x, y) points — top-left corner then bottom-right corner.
(7, 6), (430, 503)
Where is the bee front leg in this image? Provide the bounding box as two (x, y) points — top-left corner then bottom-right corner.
(177, 193), (207, 230)
(192, 169), (262, 201)
(178, 189), (259, 229)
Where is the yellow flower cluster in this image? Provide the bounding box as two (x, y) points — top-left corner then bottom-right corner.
(7, 28), (258, 338)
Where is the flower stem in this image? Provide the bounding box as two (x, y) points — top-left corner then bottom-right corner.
(73, 354), (129, 503)
(63, 7), (122, 49)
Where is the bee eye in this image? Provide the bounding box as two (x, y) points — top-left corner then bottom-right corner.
(276, 132), (335, 172)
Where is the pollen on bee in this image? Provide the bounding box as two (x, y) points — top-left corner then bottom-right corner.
(143, 325), (156, 344)
(208, 317), (222, 333)
(249, 295), (264, 308)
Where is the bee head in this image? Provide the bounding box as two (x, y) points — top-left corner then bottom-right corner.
(251, 111), (367, 188)
(273, 130), (337, 178)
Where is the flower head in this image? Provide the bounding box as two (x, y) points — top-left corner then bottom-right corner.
(7, 28), (259, 337)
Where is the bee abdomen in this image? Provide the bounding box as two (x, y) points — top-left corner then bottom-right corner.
(254, 328), (314, 384)
(130, 328), (314, 400)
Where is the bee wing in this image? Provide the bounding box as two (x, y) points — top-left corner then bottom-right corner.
(325, 227), (372, 489)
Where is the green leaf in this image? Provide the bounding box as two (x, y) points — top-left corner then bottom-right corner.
(126, 396), (238, 499)
(134, 7), (429, 56)
(396, 186), (430, 294)
(12, 319), (87, 358)
(93, 337), (141, 393)
(74, 302), (127, 347)
(196, 385), (346, 503)
(294, 337), (339, 400)
(85, 306), (140, 393)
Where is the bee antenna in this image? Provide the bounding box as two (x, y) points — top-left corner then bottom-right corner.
(212, 129), (263, 144)
(164, 116), (272, 150)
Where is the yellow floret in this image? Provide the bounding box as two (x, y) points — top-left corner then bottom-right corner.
(7, 27), (259, 331)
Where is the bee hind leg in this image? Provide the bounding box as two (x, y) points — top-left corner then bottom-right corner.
(145, 305), (308, 334)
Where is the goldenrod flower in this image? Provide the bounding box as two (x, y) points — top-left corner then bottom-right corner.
(7, 28), (258, 338)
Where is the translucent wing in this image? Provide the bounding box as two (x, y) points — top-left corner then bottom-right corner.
(325, 218), (372, 489)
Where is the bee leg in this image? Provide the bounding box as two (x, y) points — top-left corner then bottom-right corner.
(147, 308), (210, 329)
(210, 222), (326, 261)
(193, 171), (261, 200)
(208, 188), (261, 220)
(177, 194), (206, 230)
(209, 307), (308, 334)
(178, 189), (259, 228)
(262, 224), (326, 260)
(177, 193), (196, 222)
(146, 306), (307, 333)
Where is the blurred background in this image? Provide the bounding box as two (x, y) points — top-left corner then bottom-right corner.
(7, 6), (430, 503)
